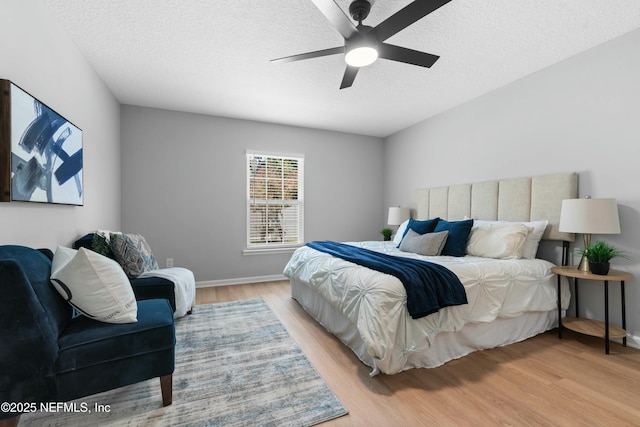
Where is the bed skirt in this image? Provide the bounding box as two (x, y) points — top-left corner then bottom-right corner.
(290, 277), (562, 375)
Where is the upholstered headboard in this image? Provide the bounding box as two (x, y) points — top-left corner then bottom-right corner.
(414, 172), (578, 242)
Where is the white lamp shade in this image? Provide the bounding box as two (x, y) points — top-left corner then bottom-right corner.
(388, 207), (410, 226)
(558, 198), (621, 234)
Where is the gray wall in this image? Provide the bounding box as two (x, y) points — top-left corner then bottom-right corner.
(0, 0), (121, 249)
(120, 105), (384, 283)
(385, 29), (640, 345)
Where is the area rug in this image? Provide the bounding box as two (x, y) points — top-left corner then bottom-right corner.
(21, 298), (348, 426)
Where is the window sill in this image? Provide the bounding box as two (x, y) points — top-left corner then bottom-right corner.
(242, 246), (301, 256)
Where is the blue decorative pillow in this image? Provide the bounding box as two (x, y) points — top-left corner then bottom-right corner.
(434, 219), (474, 257)
(397, 218), (440, 247)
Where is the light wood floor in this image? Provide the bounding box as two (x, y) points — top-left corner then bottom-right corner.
(197, 281), (640, 426)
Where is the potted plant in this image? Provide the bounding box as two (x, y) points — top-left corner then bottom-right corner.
(380, 228), (393, 241)
(576, 241), (629, 275)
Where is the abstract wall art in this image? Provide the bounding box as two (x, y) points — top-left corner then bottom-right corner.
(0, 79), (83, 205)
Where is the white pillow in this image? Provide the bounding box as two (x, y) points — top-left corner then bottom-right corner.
(473, 219), (548, 259)
(520, 220), (548, 259)
(50, 246), (138, 323)
(393, 219), (410, 246)
(466, 223), (531, 259)
(51, 246), (77, 276)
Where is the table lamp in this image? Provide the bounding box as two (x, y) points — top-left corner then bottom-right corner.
(387, 207), (410, 227)
(558, 197), (621, 271)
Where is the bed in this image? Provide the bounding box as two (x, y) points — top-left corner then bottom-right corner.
(284, 172), (579, 375)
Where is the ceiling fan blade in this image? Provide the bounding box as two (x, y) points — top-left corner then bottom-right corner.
(378, 43), (440, 68)
(340, 66), (359, 89)
(271, 46), (345, 64)
(310, 0), (358, 39)
(370, 0), (452, 42)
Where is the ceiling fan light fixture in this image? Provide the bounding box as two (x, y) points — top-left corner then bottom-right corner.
(272, 0), (450, 88)
(345, 45), (378, 67)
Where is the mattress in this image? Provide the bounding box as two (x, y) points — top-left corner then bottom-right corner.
(284, 241), (570, 374)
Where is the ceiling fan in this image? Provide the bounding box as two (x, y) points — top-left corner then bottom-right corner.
(271, 0), (452, 89)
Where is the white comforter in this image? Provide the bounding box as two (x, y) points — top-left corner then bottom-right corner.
(284, 241), (570, 374)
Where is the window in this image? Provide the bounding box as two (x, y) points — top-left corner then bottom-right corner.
(246, 151), (304, 252)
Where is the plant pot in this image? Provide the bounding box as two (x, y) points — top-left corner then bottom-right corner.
(383, 236), (391, 241)
(589, 262), (610, 275)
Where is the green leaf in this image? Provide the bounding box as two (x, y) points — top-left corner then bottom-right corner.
(576, 241), (630, 263)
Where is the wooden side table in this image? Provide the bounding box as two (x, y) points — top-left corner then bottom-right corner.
(552, 265), (632, 354)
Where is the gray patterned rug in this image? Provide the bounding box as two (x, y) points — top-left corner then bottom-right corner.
(21, 298), (348, 426)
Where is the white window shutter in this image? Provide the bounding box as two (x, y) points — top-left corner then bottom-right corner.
(246, 152), (304, 248)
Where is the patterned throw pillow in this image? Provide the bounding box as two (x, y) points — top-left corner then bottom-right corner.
(109, 233), (159, 278)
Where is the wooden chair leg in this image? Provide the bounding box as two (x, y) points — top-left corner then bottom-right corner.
(160, 374), (173, 406)
(0, 415), (20, 427)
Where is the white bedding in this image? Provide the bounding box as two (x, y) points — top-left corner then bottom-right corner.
(283, 241), (570, 374)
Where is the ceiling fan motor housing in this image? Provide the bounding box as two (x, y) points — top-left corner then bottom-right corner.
(349, 0), (371, 23)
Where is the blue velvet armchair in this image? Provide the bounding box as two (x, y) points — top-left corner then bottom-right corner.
(0, 245), (175, 427)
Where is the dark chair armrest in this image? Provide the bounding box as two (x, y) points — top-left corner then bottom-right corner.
(0, 260), (58, 405)
(37, 248), (54, 261)
(129, 277), (176, 312)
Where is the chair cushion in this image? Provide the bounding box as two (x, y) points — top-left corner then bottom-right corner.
(55, 299), (175, 374)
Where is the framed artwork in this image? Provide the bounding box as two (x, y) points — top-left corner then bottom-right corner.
(0, 80), (83, 205)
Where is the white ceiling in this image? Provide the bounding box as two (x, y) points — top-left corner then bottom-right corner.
(43, 0), (640, 137)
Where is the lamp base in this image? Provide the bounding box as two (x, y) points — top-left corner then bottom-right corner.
(577, 255), (590, 272)
(577, 233), (592, 272)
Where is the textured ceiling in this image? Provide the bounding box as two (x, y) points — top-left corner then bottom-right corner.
(43, 0), (640, 137)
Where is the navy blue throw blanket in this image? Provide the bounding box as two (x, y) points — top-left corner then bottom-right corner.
(306, 241), (468, 319)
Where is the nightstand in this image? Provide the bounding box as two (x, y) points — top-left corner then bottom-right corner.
(552, 265), (632, 354)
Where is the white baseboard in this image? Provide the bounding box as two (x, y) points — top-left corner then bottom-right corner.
(627, 333), (640, 350)
(196, 274), (288, 288)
